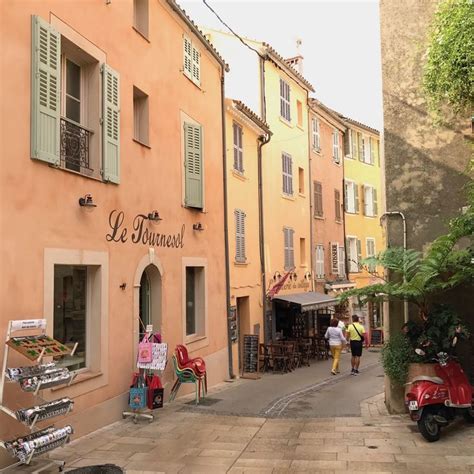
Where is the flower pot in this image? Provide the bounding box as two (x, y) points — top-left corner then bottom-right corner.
(405, 363), (437, 396)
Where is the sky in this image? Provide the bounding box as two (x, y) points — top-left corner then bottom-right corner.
(179, 0), (383, 131)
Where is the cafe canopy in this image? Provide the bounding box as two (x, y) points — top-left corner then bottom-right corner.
(272, 291), (338, 312)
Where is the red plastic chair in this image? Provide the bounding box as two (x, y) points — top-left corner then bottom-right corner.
(175, 345), (206, 376)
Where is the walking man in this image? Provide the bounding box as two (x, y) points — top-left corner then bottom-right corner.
(347, 315), (365, 375)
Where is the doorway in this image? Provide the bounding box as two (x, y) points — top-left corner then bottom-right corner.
(138, 265), (162, 339)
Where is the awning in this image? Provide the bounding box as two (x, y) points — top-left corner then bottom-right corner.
(273, 291), (338, 312)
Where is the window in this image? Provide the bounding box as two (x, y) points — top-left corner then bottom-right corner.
(54, 265), (87, 370)
(347, 237), (361, 273)
(358, 132), (363, 161)
(298, 167), (305, 194)
(300, 238), (306, 266)
(233, 122), (243, 173)
(282, 152), (293, 195)
(363, 136), (373, 164)
(363, 185), (378, 217)
(338, 246), (346, 277)
(133, 0), (149, 38)
(366, 238), (376, 272)
(370, 137), (375, 164)
(344, 181), (359, 214)
(133, 86), (149, 146)
(235, 209), (246, 263)
(31, 16), (120, 183)
(312, 118), (320, 151)
(185, 266), (205, 336)
(280, 78), (291, 121)
(314, 181), (323, 217)
(183, 36), (201, 86)
(335, 189), (341, 221)
(351, 130), (358, 159)
(297, 100), (303, 127)
(332, 129), (340, 163)
(344, 130), (351, 158)
(315, 245), (325, 278)
(283, 227), (295, 270)
(184, 122), (203, 209)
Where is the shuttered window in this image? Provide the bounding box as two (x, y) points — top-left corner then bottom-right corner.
(183, 36), (200, 86)
(184, 122), (203, 209)
(314, 181), (323, 217)
(351, 130), (358, 159)
(312, 118), (320, 150)
(283, 227), (295, 270)
(338, 246), (346, 277)
(315, 245), (325, 278)
(347, 237), (359, 273)
(233, 122), (243, 173)
(332, 129), (340, 163)
(280, 78), (291, 121)
(102, 64), (120, 183)
(282, 153), (293, 195)
(31, 16), (61, 165)
(235, 209), (246, 263)
(370, 137), (375, 164)
(335, 189), (341, 221)
(366, 238), (376, 272)
(330, 242), (339, 275)
(358, 132), (364, 161)
(344, 130), (351, 158)
(344, 181), (359, 214)
(363, 185), (377, 217)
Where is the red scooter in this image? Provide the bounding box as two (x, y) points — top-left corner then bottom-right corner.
(405, 349), (474, 442)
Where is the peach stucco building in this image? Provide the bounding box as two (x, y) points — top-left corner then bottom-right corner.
(0, 0), (229, 461)
(225, 99), (270, 376)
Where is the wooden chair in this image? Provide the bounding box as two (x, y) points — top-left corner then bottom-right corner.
(270, 343), (288, 373)
(259, 343), (270, 372)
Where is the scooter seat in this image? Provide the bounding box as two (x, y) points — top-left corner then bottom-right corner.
(412, 375), (445, 384)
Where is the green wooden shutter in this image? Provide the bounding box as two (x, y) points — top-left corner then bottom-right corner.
(358, 133), (364, 161)
(343, 131), (350, 157)
(184, 122), (203, 208)
(31, 16), (61, 165)
(354, 183), (360, 213)
(102, 64), (120, 184)
(361, 184), (366, 215)
(356, 239), (362, 267)
(373, 188), (378, 216)
(351, 130), (357, 158)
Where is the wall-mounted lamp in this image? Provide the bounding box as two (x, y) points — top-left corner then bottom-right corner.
(147, 210), (162, 223)
(290, 272), (298, 281)
(78, 194), (96, 208)
(192, 222), (205, 232)
(119, 283), (127, 290)
(273, 271), (282, 281)
(304, 271), (312, 280)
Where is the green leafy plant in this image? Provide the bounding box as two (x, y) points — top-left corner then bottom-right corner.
(423, 0), (474, 118)
(381, 333), (419, 386)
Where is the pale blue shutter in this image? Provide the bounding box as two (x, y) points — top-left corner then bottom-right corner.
(184, 123), (203, 208)
(102, 64), (120, 183)
(31, 16), (60, 165)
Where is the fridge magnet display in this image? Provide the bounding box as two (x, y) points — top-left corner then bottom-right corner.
(7, 335), (70, 360)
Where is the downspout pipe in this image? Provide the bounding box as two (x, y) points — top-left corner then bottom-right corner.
(379, 211), (408, 324)
(307, 100), (314, 292)
(221, 73), (234, 379)
(258, 132), (271, 345)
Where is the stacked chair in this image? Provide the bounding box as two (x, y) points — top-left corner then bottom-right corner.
(169, 345), (207, 404)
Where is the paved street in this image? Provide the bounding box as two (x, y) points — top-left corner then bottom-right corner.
(33, 352), (474, 473)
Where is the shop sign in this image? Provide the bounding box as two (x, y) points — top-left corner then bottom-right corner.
(106, 210), (185, 248)
(282, 279), (310, 291)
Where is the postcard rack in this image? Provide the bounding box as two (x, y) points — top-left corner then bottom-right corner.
(0, 319), (77, 472)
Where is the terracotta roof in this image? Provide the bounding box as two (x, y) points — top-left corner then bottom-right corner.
(262, 42), (314, 92)
(308, 98), (346, 129)
(336, 113), (380, 135)
(232, 100), (271, 134)
(166, 1), (229, 72)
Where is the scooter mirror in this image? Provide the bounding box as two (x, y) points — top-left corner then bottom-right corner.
(452, 336), (458, 347)
(415, 348), (426, 356)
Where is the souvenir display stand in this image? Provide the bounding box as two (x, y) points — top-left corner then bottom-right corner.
(122, 324), (167, 424)
(0, 319), (77, 472)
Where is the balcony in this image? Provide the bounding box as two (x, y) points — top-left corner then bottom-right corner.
(60, 117), (93, 174)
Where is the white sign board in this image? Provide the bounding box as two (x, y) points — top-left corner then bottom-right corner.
(11, 319), (47, 331)
(137, 343), (168, 371)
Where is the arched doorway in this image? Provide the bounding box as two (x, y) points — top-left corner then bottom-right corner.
(138, 264), (162, 338)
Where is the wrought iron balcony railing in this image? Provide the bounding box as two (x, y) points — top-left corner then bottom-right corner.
(60, 117), (93, 173)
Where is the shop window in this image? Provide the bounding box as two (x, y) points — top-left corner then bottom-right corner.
(133, 86), (149, 146)
(53, 265), (88, 370)
(185, 266), (205, 337)
(133, 0), (149, 39)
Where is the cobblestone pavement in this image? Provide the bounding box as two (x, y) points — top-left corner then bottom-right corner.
(44, 392), (474, 473)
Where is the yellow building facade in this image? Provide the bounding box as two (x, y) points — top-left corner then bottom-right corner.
(342, 118), (385, 329)
(225, 99), (270, 376)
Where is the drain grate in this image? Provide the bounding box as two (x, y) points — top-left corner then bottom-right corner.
(185, 397), (223, 406)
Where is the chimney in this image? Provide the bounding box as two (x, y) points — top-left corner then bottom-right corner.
(286, 38), (304, 74)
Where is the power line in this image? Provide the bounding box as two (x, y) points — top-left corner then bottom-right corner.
(201, 0), (263, 57)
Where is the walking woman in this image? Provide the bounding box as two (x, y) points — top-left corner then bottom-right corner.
(324, 318), (347, 375)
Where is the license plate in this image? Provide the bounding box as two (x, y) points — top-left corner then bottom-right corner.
(408, 401), (418, 410)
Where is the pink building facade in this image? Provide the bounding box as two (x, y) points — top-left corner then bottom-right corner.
(0, 0), (229, 458)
